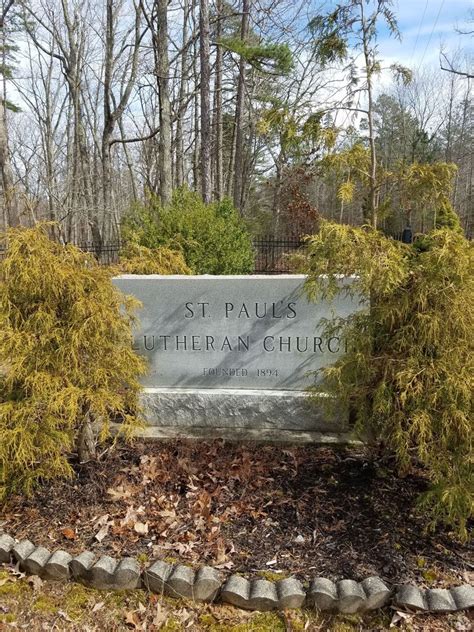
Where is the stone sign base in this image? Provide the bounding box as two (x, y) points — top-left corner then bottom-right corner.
(136, 387), (354, 444)
(128, 424), (361, 445)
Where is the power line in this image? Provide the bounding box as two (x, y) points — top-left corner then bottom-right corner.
(410, 0), (429, 64)
(418, 0), (446, 69)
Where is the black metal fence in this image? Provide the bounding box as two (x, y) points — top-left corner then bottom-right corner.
(0, 241), (124, 266)
(75, 242), (122, 266)
(0, 238), (306, 274)
(253, 236), (305, 274)
(77, 238), (307, 274)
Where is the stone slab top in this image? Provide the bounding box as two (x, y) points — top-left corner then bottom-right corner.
(141, 387), (332, 397)
(115, 274), (357, 280)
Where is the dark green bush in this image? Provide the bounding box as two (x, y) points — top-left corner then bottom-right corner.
(122, 189), (255, 274)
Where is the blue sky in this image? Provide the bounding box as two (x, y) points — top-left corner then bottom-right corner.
(376, 0), (473, 69)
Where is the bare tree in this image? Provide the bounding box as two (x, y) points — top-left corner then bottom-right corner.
(0, 0), (20, 227)
(199, 0), (211, 202)
(231, 0), (250, 212)
(141, 0), (172, 205)
(213, 0), (224, 200)
(102, 0), (143, 240)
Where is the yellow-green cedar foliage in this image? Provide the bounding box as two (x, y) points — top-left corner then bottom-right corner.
(117, 243), (192, 275)
(0, 225), (147, 498)
(302, 222), (473, 539)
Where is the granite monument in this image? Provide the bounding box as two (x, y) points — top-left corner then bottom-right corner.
(113, 274), (360, 441)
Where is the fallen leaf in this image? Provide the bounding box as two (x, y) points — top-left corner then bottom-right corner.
(390, 611), (413, 627)
(95, 523), (110, 543)
(124, 610), (141, 629)
(133, 521), (149, 535)
(157, 509), (176, 520)
(27, 575), (43, 591)
(11, 565), (25, 578)
(214, 539), (227, 565)
(58, 610), (74, 622)
(92, 601), (105, 613)
(93, 513), (110, 529)
(107, 486), (132, 500)
(61, 528), (76, 540)
(215, 560), (234, 570)
(153, 603), (168, 627)
(120, 506), (138, 528)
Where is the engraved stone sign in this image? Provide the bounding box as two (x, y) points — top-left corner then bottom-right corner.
(114, 274), (357, 391)
(113, 274), (360, 439)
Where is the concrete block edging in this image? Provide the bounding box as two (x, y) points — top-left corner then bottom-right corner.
(0, 532), (472, 614)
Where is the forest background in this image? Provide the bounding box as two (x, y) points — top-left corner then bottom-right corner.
(0, 0), (472, 246)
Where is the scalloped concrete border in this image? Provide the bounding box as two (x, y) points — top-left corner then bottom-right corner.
(1, 533), (472, 614)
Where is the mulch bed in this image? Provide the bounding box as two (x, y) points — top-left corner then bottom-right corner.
(1, 441), (472, 587)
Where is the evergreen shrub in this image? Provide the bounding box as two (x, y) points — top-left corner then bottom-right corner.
(122, 189), (255, 274)
(301, 221), (473, 539)
(0, 225), (147, 498)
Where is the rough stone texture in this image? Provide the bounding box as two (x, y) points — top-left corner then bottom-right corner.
(125, 423), (361, 446)
(70, 551), (96, 582)
(143, 560), (173, 594)
(248, 579), (279, 612)
(426, 589), (457, 613)
(451, 585), (474, 611)
(337, 580), (366, 613)
(22, 546), (51, 575)
(43, 551), (72, 581)
(115, 558), (142, 590)
(141, 389), (345, 433)
(0, 534), (15, 563)
(361, 576), (392, 610)
(394, 585), (427, 611)
(277, 578), (306, 609)
(89, 556), (118, 589)
(221, 575), (251, 609)
(193, 566), (222, 602)
(12, 540), (36, 564)
(165, 564), (195, 599)
(307, 577), (338, 611)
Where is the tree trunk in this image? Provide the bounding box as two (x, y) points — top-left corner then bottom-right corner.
(192, 22), (200, 191)
(78, 410), (96, 462)
(0, 2), (19, 228)
(231, 0), (250, 212)
(175, 0), (190, 188)
(155, 0), (172, 205)
(0, 100), (19, 227)
(213, 0), (224, 200)
(199, 0), (212, 202)
(102, 0), (114, 230)
(118, 117), (138, 202)
(360, 1), (377, 228)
